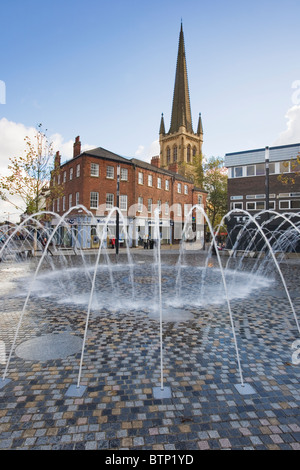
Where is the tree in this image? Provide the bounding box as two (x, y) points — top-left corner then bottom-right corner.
(0, 124), (59, 215)
(178, 153), (204, 187)
(202, 156), (228, 229)
(0, 124), (63, 253)
(277, 153), (300, 186)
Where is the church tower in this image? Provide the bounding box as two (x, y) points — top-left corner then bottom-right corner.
(159, 23), (203, 174)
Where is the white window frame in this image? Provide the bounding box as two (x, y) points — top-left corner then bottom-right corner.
(91, 163), (99, 177)
(75, 192), (80, 205)
(246, 201), (266, 211)
(121, 168), (128, 181)
(178, 183), (182, 193)
(147, 198), (152, 213)
(177, 203), (182, 216)
(69, 193), (72, 209)
(120, 194), (127, 211)
(69, 168), (73, 180)
(255, 163), (265, 176)
(234, 167), (243, 178)
(106, 166), (114, 179)
(138, 196), (143, 212)
(76, 164), (80, 177)
(157, 199), (162, 213)
(138, 172), (143, 185)
(90, 192), (99, 209)
(280, 161), (290, 174)
(230, 162), (285, 179)
(231, 201), (243, 210)
(184, 184), (188, 195)
(165, 201), (169, 215)
(279, 199), (300, 210)
(246, 202), (255, 211)
(148, 174), (153, 186)
(62, 196), (66, 211)
(291, 199), (300, 209)
(165, 180), (169, 191)
(106, 193), (114, 209)
(184, 204), (190, 216)
(157, 177), (162, 189)
(246, 165), (255, 177)
(256, 201), (265, 210)
(269, 201), (276, 210)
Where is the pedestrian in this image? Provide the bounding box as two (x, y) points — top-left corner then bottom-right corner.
(42, 237), (53, 256)
(143, 234), (148, 249)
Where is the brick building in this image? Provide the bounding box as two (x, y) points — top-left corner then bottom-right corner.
(49, 23), (207, 249)
(50, 138), (207, 248)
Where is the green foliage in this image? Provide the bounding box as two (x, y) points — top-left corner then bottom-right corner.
(203, 156), (228, 229)
(277, 153), (300, 186)
(0, 124), (60, 215)
(190, 153), (204, 188)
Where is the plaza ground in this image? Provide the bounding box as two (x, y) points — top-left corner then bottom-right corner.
(0, 248), (299, 450)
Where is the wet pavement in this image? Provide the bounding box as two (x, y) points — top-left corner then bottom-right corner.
(0, 248), (299, 451)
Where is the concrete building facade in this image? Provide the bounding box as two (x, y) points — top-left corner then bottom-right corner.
(224, 143), (300, 250)
(225, 143), (300, 213)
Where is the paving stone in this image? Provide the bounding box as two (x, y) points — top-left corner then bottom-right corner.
(0, 253), (299, 450)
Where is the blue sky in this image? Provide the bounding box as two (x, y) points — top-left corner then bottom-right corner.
(1, 0), (300, 171)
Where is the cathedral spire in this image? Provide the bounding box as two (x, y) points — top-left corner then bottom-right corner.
(169, 23), (193, 134)
(159, 113), (165, 135)
(197, 113), (203, 136)
(159, 24), (203, 173)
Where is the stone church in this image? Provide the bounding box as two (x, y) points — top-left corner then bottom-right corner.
(158, 23), (203, 176)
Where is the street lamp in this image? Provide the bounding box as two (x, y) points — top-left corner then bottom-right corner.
(116, 164), (120, 255)
(265, 146), (270, 211)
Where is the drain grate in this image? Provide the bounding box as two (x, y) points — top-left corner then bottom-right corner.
(15, 333), (82, 361)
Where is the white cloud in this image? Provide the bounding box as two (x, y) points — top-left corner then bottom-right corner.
(274, 105), (300, 146)
(0, 119), (37, 221)
(51, 133), (74, 160)
(134, 140), (159, 162)
(135, 145), (145, 157)
(47, 133), (95, 163)
(0, 118), (36, 173)
(0, 118), (95, 222)
(148, 139), (159, 157)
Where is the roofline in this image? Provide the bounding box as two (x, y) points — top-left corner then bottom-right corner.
(193, 187), (208, 193)
(225, 142), (300, 157)
(60, 146), (198, 184)
(130, 158), (194, 183)
(59, 147), (131, 168)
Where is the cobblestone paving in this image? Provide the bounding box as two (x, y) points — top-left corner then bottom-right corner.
(0, 250), (299, 450)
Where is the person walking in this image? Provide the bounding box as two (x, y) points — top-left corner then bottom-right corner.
(42, 237), (53, 256)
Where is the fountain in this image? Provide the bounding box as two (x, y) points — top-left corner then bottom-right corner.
(0, 205), (299, 397)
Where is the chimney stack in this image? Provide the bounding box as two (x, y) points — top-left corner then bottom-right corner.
(168, 162), (178, 174)
(73, 136), (81, 158)
(151, 156), (160, 168)
(54, 151), (61, 168)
